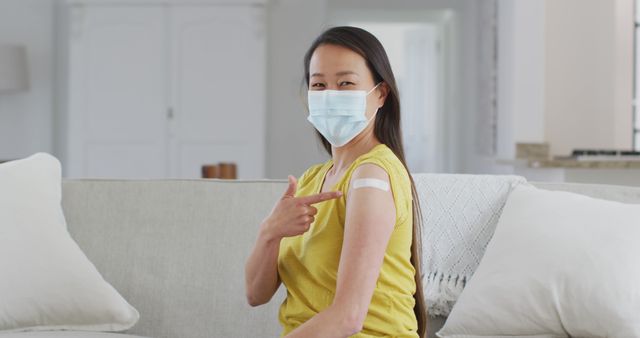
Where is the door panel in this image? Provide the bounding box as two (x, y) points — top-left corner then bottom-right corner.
(169, 5), (265, 178)
(66, 5), (266, 179)
(68, 6), (167, 178)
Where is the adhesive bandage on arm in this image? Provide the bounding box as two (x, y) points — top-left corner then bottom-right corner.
(351, 178), (390, 192)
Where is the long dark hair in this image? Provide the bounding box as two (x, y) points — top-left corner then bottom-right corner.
(303, 26), (427, 337)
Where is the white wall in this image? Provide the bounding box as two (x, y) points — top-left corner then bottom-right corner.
(1, 0), (483, 177)
(265, 0), (330, 179)
(329, 0), (482, 176)
(0, 0), (54, 161)
(3, 0), (633, 177)
(495, 0), (546, 162)
(544, 0), (634, 156)
(0, 0), (483, 178)
(486, 0), (634, 177)
(266, 0), (483, 178)
(465, 0), (547, 175)
(267, 0), (634, 177)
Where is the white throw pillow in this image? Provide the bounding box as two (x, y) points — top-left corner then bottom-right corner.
(0, 153), (139, 333)
(438, 184), (640, 338)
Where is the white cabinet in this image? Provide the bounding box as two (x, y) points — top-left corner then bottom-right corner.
(60, 3), (265, 179)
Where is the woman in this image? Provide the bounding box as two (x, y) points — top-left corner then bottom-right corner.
(245, 26), (427, 338)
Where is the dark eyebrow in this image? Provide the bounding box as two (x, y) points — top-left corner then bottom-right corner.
(310, 71), (360, 78)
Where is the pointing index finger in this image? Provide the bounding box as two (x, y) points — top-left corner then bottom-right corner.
(297, 191), (343, 205)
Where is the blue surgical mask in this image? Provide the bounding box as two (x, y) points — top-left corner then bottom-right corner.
(307, 83), (380, 147)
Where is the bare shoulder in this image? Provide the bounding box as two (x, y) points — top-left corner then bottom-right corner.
(346, 162), (396, 225)
(351, 162), (389, 181)
(348, 163), (393, 201)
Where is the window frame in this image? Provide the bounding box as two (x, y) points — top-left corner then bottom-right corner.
(634, 0), (640, 150)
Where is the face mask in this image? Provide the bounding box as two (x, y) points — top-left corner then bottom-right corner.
(307, 83), (380, 147)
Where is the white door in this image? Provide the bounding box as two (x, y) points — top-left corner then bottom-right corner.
(168, 5), (266, 178)
(67, 5), (168, 178)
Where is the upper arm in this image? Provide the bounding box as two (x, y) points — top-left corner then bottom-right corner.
(331, 163), (396, 324)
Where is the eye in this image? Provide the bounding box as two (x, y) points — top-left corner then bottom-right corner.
(311, 83), (326, 89)
(339, 81), (355, 86)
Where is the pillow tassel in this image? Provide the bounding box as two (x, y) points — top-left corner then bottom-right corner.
(423, 271), (466, 317)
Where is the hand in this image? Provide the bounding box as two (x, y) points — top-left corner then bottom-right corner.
(260, 175), (342, 241)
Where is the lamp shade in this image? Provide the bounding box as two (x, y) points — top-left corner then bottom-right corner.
(0, 44), (29, 93)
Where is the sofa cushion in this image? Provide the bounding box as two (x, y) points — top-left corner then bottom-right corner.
(61, 178), (289, 338)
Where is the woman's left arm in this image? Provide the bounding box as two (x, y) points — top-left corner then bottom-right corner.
(285, 163), (396, 338)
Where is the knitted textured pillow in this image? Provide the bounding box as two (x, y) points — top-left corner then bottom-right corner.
(413, 173), (526, 316)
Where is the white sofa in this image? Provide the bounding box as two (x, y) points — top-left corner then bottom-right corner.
(4, 177), (640, 338)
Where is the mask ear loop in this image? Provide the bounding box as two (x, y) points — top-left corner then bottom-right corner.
(366, 82), (384, 123)
(364, 106), (382, 126)
(366, 82), (382, 95)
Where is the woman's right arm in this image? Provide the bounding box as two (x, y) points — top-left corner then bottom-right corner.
(244, 175), (342, 307)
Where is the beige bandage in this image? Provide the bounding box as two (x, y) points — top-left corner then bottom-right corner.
(352, 178), (390, 192)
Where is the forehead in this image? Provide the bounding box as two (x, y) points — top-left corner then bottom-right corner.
(309, 44), (370, 76)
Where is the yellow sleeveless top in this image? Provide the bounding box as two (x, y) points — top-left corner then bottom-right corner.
(277, 143), (418, 337)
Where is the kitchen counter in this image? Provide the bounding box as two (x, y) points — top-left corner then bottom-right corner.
(498, 158), (640, 169)
(497, 158), (640, 187)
